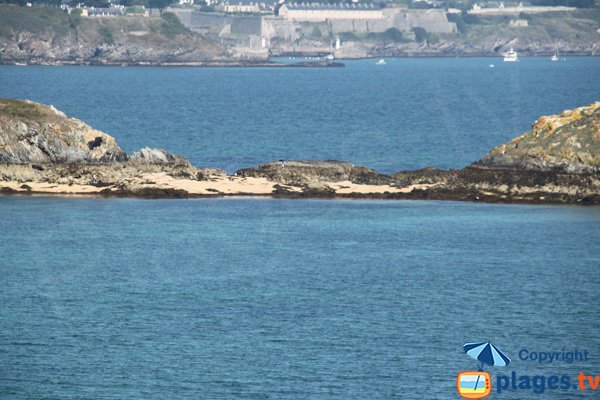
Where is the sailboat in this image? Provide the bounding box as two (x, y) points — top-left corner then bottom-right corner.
(550, 47), (559, 62)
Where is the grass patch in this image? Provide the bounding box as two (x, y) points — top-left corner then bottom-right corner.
(125, 6), (145, 14)
(463, 14), (512, 25)
(0, 99), (46, 120)
(99, 24), (114, 44)
(160, 12), (190, 39)
(447, 13), (467, 34)
(339, 28), (411, 43)
(0, 5), (69, 39)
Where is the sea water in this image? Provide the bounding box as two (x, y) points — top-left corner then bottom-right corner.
(1, 57), (599, 172)
(1, 58), (600, 399)
(1, 198), (599, 399)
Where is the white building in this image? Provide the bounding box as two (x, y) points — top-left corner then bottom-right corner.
(278, 3), (384, 22)
(218, 2), (261, 13)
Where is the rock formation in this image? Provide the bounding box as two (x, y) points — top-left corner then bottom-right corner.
(476, 102), (600, 173)
(129, 147), (190, 165)
(0, 6), (232, 66)
(0, 99), (127, 163)
(0, 98), (598, 204)
(0, 99), (224, 194)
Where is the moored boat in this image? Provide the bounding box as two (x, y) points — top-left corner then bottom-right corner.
(503, 48), (518, 62)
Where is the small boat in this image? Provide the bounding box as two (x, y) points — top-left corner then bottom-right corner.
(325, 54), (334, 60)
(503, 48), (518, 62)
(376, 58), (386, 65)
(14, 62), (27, 66)
(550, 47), (559, 61)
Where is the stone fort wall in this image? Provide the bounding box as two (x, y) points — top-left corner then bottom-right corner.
(173, 8), (456, 43)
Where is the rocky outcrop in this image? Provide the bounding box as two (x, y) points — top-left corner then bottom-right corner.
(0, 6), (236, 66)
(236, 160), (352, 184)
(392, 167), (451, 186)
(236, 160), (391, 185)
(476, 102), (600, 173)
(0, 99), (225, 192)
(1, 98), (598, 204)
(435, 102), (600, 204)
(129, 147), (190, 165)
(0, 99), (127, 163)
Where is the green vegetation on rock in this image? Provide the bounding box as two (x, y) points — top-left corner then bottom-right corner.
(0, 5), (69, 39)
(339, 28), (410, 44)
(478, 102), (600, 173)
(160, 12), (190, 39)
(0, 5), (226, 64)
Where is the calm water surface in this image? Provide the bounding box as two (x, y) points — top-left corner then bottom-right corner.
(1, 198), (599, 399)
(1, 57), (599, 172)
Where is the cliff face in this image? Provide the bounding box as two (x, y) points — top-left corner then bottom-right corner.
(0, 99), (127, 163)
(477, 102), (600, 173)
(0, 6), (231, 65)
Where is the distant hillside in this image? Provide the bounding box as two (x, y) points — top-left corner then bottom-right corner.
(1, 5), (599, 62)
(446, 9), (600, 54)
(273, 8), (600, 57)
(0, 5), (235, 65)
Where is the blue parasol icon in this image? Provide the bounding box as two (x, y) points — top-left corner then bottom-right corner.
(463, 341), (511, 393)
(463, 341), (511, 370)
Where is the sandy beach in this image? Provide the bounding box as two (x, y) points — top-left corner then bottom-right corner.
(0, 172), (435, 198)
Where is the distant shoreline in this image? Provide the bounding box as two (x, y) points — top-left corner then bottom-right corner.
(0, 60), (345, 68)
(2, 55), (598, 68)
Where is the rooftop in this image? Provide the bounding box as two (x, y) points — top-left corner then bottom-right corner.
(283, 2), (379, 10)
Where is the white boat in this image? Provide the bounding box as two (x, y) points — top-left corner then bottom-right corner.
(503, 48), (518, 62)
(376, 58), (386, 65)
(325, 54), (334, 60)
(14, 62), (27, 66)
(550, 48), (559, 61)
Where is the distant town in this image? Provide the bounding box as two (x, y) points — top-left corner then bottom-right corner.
(1, 0), (597, 64)
(35, 0), (582, 55)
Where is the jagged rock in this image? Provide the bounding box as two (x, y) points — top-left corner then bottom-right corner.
(129, 147), (189, 165)
(236, 160), (354, 184)
(392, 167), (451, 186)
(0, 98), (217, 186)
(349, 166), (392, 185)
(0, 99), (127, 163)
(476, 102), (600, 173)
(236, 160), (391, 185)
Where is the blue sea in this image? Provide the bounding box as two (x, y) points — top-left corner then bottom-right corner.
(1, 57), (599, 172)
(1, 58), (600, 399)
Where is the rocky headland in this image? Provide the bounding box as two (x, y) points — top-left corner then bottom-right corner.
(0, 98), (599, 204)
(0, 5), (341, 67)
